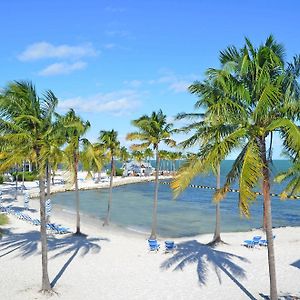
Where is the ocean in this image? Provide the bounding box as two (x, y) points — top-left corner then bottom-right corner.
(51, 160), (300, 238)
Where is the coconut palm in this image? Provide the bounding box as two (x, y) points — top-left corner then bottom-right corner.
(131, 150), (144, 174)
(0, 81), (59, 292)
(127, 110), (176, 239)
(275, 155), (300, 198)
(81, 141), (108, 181)
(98, 129), (120, 226)
(174, 36), (300, 300)
(143, 148), (154, 175)
(59, 109), (90, 235)
(172, 75), (235, 245)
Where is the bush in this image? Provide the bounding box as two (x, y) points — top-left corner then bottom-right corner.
(0, 214), (9, 226)
(0, 175), (3, 184)
(107, 168), (123, 176)
(12, 171), (38, 181)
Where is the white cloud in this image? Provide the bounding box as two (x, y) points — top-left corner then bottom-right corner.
(103, 43), (117, 49)
(123, 80), (142, 88)
(18, 42), (97, 61)
(38, 61), (87, 76)
(151, 70), (198, 93)
(58, 90), (142, 115)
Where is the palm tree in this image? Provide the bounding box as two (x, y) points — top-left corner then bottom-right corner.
(172, 76), (234, 245)
(98, 129), (120, 226)
(127, 110), (175, 239)
(0, 81), (60, 292)
(59, 109), (90, 235)
(131, 150), (144, 175)
(119, 146), (130, 164)
(81, 141), (108, 181)
(143, 148), (154, 175)
(173, 36), (300, 300)
(275, 155), (300, 198)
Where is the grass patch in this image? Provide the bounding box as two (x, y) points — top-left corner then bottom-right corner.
(0, 214), (9, 237)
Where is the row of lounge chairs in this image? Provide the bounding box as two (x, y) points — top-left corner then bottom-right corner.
(0, 205), (70, 235)
(243, 235), (276, 248)
(148, 239), (176, 253)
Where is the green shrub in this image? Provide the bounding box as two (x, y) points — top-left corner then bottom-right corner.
(12, 171), (38, 181)
(0, 175), (3, 184)
(0, 214), (9, 226)
(107, 168), (123, 176)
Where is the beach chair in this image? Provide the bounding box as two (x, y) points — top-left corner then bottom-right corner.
(243, 239), (255, 248)
(259, 235), (276, 247)
(252, 236), (262, 246)
(164, 240), (176, 253)
(148, 239), (160, 252)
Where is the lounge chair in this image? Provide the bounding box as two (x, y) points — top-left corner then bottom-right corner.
(259, 235), (276, 247)
(243, 239), (255, 248)
(165, 240), (176, 253)
(148, 239), (160, 252)
(252, 236), (262, 246)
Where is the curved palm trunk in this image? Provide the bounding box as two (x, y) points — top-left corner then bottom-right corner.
(104, 156), (114, 226)
(150, 148), (160, 239)
(261, 138), (277, 300)
(212, 164), (221, 244)
(36, 150), (51, 292)
(74, 151), (81, 234)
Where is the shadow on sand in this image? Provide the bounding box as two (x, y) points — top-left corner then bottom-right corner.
(291, 259), (300, 270)
(0, 229), (109, 287)
(161, 240), (256, 300)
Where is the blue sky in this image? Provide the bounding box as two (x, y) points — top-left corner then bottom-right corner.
(0, 0), (299, 158)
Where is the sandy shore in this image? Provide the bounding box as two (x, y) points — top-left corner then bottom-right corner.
(0, 179), (300, 300)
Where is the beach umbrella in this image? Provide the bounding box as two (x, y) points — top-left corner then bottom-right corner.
(24, 192), (30, 210)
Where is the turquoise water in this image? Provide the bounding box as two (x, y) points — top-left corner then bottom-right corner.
(51, 160), (300, 238)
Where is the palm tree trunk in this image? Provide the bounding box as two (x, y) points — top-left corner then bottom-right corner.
(22, 161), (25, 194)
(36, 149), (51, 292)
(212, 164), (221, 243)
(150, 148), (160, 239)
(74, 151), (81, 234)
(46, 162), (51, 224)
(15, 164), (18, 200)
(261, 138), (277, 300)
(104, 156), (114, 226)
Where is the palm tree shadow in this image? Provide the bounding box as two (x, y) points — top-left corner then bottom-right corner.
(0, 229), (109, 287)
(291, 259), (300, 269)
(161, 240), (256, 300)
(48, 234), (109, 287)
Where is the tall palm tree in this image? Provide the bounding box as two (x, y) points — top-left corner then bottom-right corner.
(98, 129), (120, 226)
(173, 36), (300, 300)
(172, 76), (234, 245)
(59, 109), (90, 235)
(131, 150), (144, 174)
(0, 81), (60, 292)
(127, 110), (175, 239)
(275, 155), (300, 198)
(81, 141), (108, 181)
(143, 148), (154, 175)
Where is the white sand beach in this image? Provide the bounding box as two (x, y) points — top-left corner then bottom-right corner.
(0, 178), (300, 300)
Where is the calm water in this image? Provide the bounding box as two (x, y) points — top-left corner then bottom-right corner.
(51, 160), (300, 238)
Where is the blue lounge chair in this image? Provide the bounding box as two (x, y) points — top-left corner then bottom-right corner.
(243, 239), (255, 248)
(148, 239), (160, 252)
(165, 240), (176, 253)
(252, 236), (262, 246)
(259, 235), (276, 247)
